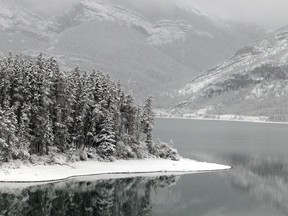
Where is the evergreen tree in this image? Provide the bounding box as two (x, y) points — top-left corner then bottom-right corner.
(17, 103), (31, 159)
(68, 67), (87, 149)
(49, 58), (71, 151)
(82, 94), (96, 149)
(29, 54), (53, 155)
(121, 93), (137, 135)
(141, 95), (154, 144)
(134, 105), (142, 143)
(0, 107), (18, 161)
(97, 117), (116, 158)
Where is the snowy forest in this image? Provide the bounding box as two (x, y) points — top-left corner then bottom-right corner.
(0, 53), (178, 163)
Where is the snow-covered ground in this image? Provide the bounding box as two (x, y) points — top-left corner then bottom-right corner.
(181, 114), (269, 123)
(155, 109), (288, 124)
(157, 114), (288, 124)
(0, 158), (230, 184)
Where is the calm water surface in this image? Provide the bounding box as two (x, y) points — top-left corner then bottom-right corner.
(1, 118), (288, 216)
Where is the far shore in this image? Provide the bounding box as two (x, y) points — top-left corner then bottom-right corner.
(156, 116), (288, 125)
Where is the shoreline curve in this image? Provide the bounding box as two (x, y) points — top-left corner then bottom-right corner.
(0, 158), (231, 185)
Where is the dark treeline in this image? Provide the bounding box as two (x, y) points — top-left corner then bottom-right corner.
(0, 53), (178, 163)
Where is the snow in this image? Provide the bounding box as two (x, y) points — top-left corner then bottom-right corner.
(193, 106), (214, 116)
(180, 114), (269, 123)
(0, 1), (45, 30)
(247, 84), (269, 99)
(157, 114), (288, 125)
(68, 0), (207, 47)
(156, 108), (273, 124)
(178, 73), (220, 96)
(176, 27), (288, 100)
(0, 158), (230, 184)
(246, 81), (288, 100)
(148, 24), (186, 46)
(148, 20), (194, 46)
(214, 114), (268, 122)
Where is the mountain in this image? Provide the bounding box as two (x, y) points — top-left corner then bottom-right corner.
(0, 0), (50, 54)
(0, 0), (46, 35)
(0, 0), (263, 101)
(172, 27), (288, 121)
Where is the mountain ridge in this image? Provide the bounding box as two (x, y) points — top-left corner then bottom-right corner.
(0, 0), (264, 101)
(172, 27), (288, 121)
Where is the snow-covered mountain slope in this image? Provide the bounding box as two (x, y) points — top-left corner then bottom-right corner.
(173, 27), (288, 121)
(49, 0), (207, 47)
(47, 0), (198, 51)
(47, 0), (263, 72)
(0, 0), (263, 101)
(40, 0), (263, 98)
(48, 21), (192, 92)
(0, 0), (48, 38)
(0, 0), (50, 53)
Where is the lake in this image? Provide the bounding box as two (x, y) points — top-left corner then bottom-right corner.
(1, 118), (288, 216)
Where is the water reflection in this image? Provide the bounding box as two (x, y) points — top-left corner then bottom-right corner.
(2, 118), (288, 216)
(1, 155), (287, 216)
(187, 152), (288, 216)
(0, 175), (179, 216)
(153, 118), (288, 216)
(224, 154), (288, 215)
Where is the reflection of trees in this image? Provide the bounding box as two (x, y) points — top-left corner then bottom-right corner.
(0, 175), (179, 216)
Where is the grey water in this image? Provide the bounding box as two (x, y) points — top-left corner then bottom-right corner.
(153, 118), (288, 216)
(1, 118), (288, 216)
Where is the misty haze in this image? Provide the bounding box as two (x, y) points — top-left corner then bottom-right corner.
(0, 0), (288, 215)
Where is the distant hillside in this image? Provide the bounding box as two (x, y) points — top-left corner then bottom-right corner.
(172, 27), (288, 121)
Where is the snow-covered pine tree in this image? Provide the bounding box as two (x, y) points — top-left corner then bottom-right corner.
(0, 53), (13, 108)
(17, 103), (31, 159)
(53, 109), (69, 152)
(141, 95), (155, 152)
(67, 66), (87, 149)
(97, 117), (116, 158)
(48, 57), (70, 152)
(42, 116), (54, 155)
(29, 54), (53, 155)
(0, 59), (7, 108)
(0, 107), (19, 162)
(121, 93), (137, 136)
(7, 55), (24, 108)
(134, 105), (142, 143)
(115, 82), (125, 138)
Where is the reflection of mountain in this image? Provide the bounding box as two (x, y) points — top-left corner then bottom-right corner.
(175, 152), (288, 216)
(223, 154), (288, 215)
(0, 176), (178, 216)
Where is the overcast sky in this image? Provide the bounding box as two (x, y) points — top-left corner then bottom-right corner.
(185, 0), (288, 28)
(19, 0), (288, 28)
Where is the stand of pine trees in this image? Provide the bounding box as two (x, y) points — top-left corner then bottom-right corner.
(0, 53), (178, 163)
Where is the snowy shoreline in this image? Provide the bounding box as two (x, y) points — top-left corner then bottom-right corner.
(156, 115), (288, 125)
(0, 158), (230, 184)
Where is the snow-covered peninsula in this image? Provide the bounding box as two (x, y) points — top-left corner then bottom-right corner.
(0, 158), (230, 183)
(0, 54), (231, 186)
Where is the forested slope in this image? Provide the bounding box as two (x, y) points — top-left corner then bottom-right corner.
(172, 27), (288, 121)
